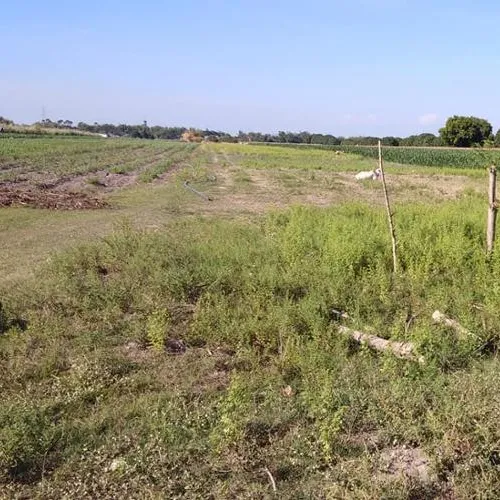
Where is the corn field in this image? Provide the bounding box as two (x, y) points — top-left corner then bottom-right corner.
(260, 143), (500, 169)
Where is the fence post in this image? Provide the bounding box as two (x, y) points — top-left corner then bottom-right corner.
(378, 141), (398, 274)
(487, 165), (497, 256)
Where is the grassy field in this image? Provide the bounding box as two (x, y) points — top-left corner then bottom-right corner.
(259, 142), (500, 170)
(1, 141), (499, 498)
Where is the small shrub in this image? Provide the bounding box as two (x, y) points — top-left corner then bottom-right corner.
(0, 403), (60, 483)
(210, 374), (252, 450)
(146, 309), (170, 351)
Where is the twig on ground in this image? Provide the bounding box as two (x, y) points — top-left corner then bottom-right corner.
(183, 181), (212, 201)
(263, 467), (277, 493)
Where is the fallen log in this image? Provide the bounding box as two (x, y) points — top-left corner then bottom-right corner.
(431, 310), (475, 339)
(338, 325), (424, 363)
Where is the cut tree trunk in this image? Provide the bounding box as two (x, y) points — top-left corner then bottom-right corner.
(338, 325), (423, 363)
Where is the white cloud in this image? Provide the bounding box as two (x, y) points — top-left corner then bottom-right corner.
(418, 113), (438, 125)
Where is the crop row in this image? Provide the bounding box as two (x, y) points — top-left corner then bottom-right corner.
(259, 143), (500, 169)
(336, 145), (500, 169)
(0, 137), (194, 179)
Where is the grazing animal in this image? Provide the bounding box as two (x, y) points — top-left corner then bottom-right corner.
(355, 168), (381, 181)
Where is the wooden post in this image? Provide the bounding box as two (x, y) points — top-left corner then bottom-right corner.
(378, 140), (398, 274)
(487, 166), (497, 256)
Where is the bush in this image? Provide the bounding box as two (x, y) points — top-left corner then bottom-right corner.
(0, 404), (60, 482)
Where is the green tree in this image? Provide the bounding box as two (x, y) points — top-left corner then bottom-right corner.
(400, 133), (442, 147)
(494, 129), (500, 147)
(440, 116), (492, 147)
(381, 136), (401, 146)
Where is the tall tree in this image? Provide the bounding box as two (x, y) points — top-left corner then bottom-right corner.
(440, 116), (492, 147)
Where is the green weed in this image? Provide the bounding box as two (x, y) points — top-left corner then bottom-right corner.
(146, 310), (170, 351)
(2, 199), (500, 497)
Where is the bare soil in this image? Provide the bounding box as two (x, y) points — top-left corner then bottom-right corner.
(378, 445), (433, 484)
(0, 186), (108, 210)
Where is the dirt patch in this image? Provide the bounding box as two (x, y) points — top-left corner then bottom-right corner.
(377, 445), (433, 484)
(0, 186), (108, 210)
(121, 341), (154, 363)
(194, 161), (484, 216)
(48, 171), (138, 193)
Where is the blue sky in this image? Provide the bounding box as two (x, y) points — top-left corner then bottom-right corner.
(1, 0), (499, 136)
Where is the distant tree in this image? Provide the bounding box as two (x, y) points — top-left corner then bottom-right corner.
(310, 134), (325, 145)
(325, 135), (340, 145)
(400, 133), (442, 147)
(278, 131), (288, 143)
(495, 129), (500, 147)
(299, 131), (312, 144)
(204, 135), (219, 142)
(381, 136), (401, 146)
(440, 116), (492, 147)
(219, 134), (237, 143)
(484, 137), (495, 148)
(39, 118), (55, 128)
(341, 136), (380, 146)
(0, 116), (14, 125)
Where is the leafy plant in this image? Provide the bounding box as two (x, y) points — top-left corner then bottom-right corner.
(146, 309), (170, 351)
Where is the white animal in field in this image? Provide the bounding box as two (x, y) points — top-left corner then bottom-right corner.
(355, 168), (381, 181)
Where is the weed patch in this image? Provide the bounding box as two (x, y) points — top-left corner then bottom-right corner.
(2, 200), (500, 496)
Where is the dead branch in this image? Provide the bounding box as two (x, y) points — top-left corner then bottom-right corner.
(263, 467), (277, 493)
(183, 181), (212, 201)
(338, 325), (423, 363)
(431, 310), (475, 339)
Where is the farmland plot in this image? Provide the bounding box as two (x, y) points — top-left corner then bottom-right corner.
(0, 137), (197, 204)
(1, 141), (499, 498)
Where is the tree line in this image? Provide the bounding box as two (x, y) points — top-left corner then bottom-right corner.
(2, 115), (500, 148)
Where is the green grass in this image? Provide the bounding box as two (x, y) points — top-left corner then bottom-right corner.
(216, 143), (375, 172)
(1, 196), (500, 497)
(0, 181), (206, 289)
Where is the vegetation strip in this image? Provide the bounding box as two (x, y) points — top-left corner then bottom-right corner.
(255, 142), (500, 169)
